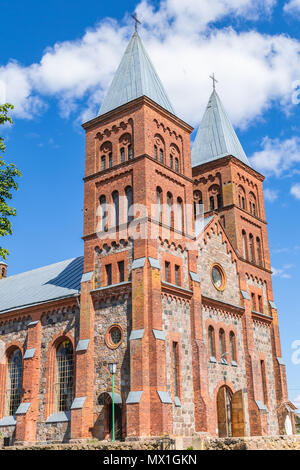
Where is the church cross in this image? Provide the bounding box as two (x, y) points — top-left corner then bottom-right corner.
(209, 73), (218, 91)
(131, 13), (142, 32)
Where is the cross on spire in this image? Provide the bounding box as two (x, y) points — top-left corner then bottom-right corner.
(131, 13), (141, 32)
(209, 73), (218, 91)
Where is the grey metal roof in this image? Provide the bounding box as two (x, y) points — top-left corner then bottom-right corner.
(0, 256), (83, 314)
(192, 90), (251, 168)
(98, 32), (175, 116)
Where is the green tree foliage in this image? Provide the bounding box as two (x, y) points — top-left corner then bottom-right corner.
(0, 104), (21, 260)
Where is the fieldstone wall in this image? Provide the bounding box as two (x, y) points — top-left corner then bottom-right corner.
(252, 320), (279, 435)
(93, 296), (131, 439)
(162, 295), (195, 437)
(198, 228), (240, 306)
(202, 306), (250, 436)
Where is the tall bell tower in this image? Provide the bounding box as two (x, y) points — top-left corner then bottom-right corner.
(73, 28), (200, 440)
(191, 85), (290, 435)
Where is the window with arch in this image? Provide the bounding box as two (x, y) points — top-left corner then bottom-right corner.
(256, 237), (262, 266)
(167, 192), (173, 227)
(242, 230), (248, 259)
(177, 197), (183, 233)
(208, 326), (216, 358)
(249, 234), (255, 263)
(219, 329), (226, 361)
(170, 144), (180, 173)
(249, 192), (257, 217)
(125, 186), (133, 223)
(238, 185), (246, 210)
(156, 187), (162, 223)
(193, 191), (203, 218)
(208, 184), (221, 211)
(229, 331), (237, 363)
(170, 154), (173, 169)
(119, 133), (133, 163)
(99, 141), (112, 171)
(154, 134), (165, 165)
(99, 195), (107, 232)
(112, 191), (119, 227)
(6, 349), (23, 416)
(55, 340), (74, 412)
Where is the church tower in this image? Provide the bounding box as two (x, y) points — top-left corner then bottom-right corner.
(191, 86), (291, 435)
(75, 29), (200, 440)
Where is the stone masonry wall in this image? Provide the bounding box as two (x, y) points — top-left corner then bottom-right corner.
(162, 295), (195, 437)
(93, 296), (131, 439)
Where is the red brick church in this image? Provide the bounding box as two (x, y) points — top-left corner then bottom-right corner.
(0, 29), (296, 444)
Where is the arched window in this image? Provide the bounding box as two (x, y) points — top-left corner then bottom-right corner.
(100, 141), (112, 171)
(120, 147), (125, 163)
(238, 185), (246, 210)
(249, 234), (255, 263)
(177, 197), (183, 233)
(119, 133), (133, 163)
(99, 195), (107, 232)
(6, 349), (23, 416)
(242, 230), (248, 260)
(256, 237), (262, 266)
(229, 332), (237, 363)
(217, 193), (223, 209)
(175, 158), (179, 172)
(208, 326), (216, 358)
(112, 191), (119, 227)
(249, 192), (257, 217)
(154, 134), (165, 165)
(219, 329), (226, 360)
(193, 191), (203, 217)
(170, 155), (173, 169)
(156, 187), (162, 223)
(160, 149), (164, 163)
(125, 186), (133, 223)
(167, 192), (173, 227)
(56, 340), (74, 412)
(170, 144), (180, 173)
(210, 196), (215, 211)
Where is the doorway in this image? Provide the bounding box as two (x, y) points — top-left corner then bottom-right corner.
(217, 386), (245, 437)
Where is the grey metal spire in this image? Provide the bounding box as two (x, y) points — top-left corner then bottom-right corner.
(191, 89), (251, 167)
(98, 31), (175, 116)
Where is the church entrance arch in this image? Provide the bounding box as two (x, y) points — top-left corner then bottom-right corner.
(217, 386), (245, 437)
(98, 392), (123, 440)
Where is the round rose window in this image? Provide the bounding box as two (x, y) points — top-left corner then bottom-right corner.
(110, 327), (122, 345)
(105, 325), (123, 349)
(211, 264), (226, 291)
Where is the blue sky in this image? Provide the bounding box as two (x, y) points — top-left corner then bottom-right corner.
(0, 0), (300, 409)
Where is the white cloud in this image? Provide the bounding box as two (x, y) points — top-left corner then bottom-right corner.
(272, 264), (293, 279)
(0, 0), (299, 127)
(264, 188), (279, 202)
(284, 0), (300, 15)
(250, 137), (300, 176)
(291, 183), (300, 199)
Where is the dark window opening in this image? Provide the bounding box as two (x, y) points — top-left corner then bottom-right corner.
(118, 261), (125, 283)
(106, 264), (112, 286)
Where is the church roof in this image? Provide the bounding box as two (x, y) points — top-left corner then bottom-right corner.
(191, 90), (251, 168)
(98, 32), (175, 116)
(0, 257), (83, 314)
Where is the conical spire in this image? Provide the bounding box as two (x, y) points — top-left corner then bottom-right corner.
(98, 32), (175, 116)
(191, 90), (251, 167)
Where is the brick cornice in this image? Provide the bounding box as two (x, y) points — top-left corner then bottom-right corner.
(82, 95), (194, 134)
(161, 281), (193, 300)
(192, 155), (265, 182)
(202, 295), (245, 316)
(251, 310), (273, 325)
